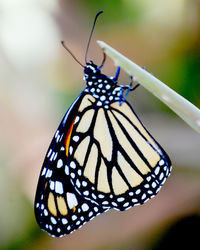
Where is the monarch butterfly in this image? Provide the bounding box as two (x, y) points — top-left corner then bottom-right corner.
(34, 10), (172, 237)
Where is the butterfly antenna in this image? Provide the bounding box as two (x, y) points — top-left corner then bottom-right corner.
(85, 10), (104, 64)
(61, 41), (84, 68)
(99, 51), (106, 68)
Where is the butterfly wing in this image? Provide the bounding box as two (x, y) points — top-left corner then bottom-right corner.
(67, 96), (172, 211)
(34, 92), (108, 237)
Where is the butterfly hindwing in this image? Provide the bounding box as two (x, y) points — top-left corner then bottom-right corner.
(67, 95), (172, 211)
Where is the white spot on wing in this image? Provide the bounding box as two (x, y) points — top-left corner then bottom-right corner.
(72, 215), (77, 221)
(159, 172), (164, 180)
(44, 209), (48, 216)
(70, 173), (75, 178)
(70, 161), (76, 169)
(50, 216), (57, 225)
(83, 190), (89, 196)
(55, 130), (59, 138)
(50, 181), (55, 190)
(82, 181), (87, 186)
(76, 179), (81, 188)
(81, 203), (89, 212)
(65, 165), (69, 175)
(155, 166), (160, 175)
(47, 149), (52, 158)
(57, 159), (63, 168)
(141, 193), (146, 200)
(88, 211), (93, 217)
(76, 220), (81, 225)
(135, 189), (141, 194)
(41, 167), (46, 176)
(53, 152), (58, 160)
(69, 146), (73, 155)
(152, 182), (157, 188)
(97, 101), (102, 106)
(62, 218), (68, 225)
(46, 169), (52, 178)
(73, 135), (79, 142)
(66, 192), (78, 209)
(94, 207), (98, 212)
(50, 152), (55, 161)
(159, 159), (165, 166)
(117, 197), (125, 202)
(55, 181), (64, 194)
(100, 95), (106, 101)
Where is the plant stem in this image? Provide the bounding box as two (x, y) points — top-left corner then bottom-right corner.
(97, 40), (200, 134)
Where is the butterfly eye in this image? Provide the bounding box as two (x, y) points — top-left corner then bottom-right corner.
(84, 66), (92, 74)
(84, 62), (99, 74)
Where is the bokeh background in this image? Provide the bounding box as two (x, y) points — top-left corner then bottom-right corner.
(1, 0), (200, 249)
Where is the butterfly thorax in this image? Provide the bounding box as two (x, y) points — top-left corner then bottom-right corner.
(84, 61), (122, 109)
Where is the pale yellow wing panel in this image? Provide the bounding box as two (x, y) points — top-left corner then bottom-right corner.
(110, 102), (160, 152)
(107, 110), (153, 174)
(94, 108), (113, 161)
(109, 108), (160, 168)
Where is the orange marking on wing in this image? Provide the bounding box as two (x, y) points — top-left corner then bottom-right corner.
(65, 117), (76, 157)
(72, 206), (76, 213)
(44, 181), (48, 190)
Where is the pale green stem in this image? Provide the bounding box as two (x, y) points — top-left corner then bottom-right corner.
(97, 40), (200, 134)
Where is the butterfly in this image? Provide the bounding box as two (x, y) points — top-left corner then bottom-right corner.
(34, 10), (172, 237)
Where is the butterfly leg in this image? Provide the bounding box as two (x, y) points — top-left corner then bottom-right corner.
(119, 75), (140, 105)
(128, 75), (140, 92)
(112, 66), (121, 82)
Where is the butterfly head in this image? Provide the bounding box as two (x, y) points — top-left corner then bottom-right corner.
(84, 61), (101, 80)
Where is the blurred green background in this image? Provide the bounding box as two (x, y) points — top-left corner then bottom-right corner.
(0, 0), (200, 249)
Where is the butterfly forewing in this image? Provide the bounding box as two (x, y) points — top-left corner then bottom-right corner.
(34, 92), (108, 236)
(35, 168), (107, 237)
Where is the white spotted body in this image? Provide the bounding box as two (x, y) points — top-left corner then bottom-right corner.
(84, 61), (122, 109)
